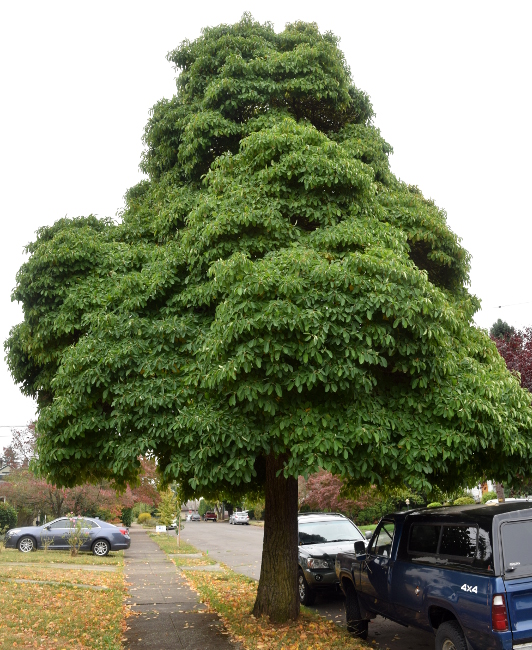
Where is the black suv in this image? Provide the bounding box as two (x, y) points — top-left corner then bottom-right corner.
(298, 512), (366, 605)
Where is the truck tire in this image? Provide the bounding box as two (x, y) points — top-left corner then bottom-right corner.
(298, 569), (316, 606)
(435, 621), (468, 650)
(344, 581), (368, 640)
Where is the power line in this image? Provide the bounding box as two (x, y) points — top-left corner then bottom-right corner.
(490, 301), (532, 310)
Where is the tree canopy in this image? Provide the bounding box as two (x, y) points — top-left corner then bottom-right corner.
(490, 318), (515, 340)
(6, 14), (532, 500)
(493, 326), (532, 393)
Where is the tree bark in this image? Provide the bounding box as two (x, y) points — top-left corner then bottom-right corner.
(253, 453), (299, 622)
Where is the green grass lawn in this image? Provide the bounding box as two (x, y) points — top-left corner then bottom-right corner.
(0, 548), (126, 648)
(357, 524), (378, 534)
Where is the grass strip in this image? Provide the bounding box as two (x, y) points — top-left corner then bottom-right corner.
(0, 564), (125, 589)
(0, 548), (123, 566)
(147, 532), (215, 563)
(185, 568), (366, 650)
(149, 529), (366, 649)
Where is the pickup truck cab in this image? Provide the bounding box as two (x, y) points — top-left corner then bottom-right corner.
(336, 502), (532, 650)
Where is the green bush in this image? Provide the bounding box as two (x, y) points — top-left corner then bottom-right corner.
(132, 502), (156, 519)
(121, 507), (133, 527)
(427, 502), (442, 508)
(481, 491), (497, 504)
(453, 496), (476, 505)
(0, 503), (17, 531)
(138, 512), (151, 524)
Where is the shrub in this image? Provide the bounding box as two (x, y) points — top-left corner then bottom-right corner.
(481, 490), (497, 504)
(121, 507), (133, 527)
(453, 496), (476, 505)
(138, 512), (151, 524)
(427, 502), (442, 508)
(0, 503), (17, 531)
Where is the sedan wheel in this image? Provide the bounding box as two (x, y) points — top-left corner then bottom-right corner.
(92, 539), (110, 556)
(18, 536), (35, 553)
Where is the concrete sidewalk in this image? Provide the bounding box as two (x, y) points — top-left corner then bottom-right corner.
(124, 524), (240, 649)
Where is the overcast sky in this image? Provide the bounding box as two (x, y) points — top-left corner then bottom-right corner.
(1, 0), (531, 451)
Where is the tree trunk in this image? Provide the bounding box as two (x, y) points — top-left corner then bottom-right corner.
(253, 453), (299, 622)
(495, 482), (505, 503)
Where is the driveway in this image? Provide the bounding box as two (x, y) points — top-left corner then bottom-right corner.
(181, 521), (435, 650)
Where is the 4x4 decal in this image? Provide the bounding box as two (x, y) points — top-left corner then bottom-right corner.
(460, 584), (478, 594)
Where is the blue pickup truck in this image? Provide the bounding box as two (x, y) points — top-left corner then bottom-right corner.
(335, 502), (532, 650)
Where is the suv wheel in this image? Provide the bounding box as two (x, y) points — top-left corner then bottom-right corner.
(344, 581), (368, 640)
(298, 569), (316, 606)
(435, 621), (468, 650)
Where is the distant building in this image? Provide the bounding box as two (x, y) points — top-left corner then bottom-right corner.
(0, 463), (14, 503)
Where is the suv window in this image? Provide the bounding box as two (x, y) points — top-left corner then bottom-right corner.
(370, 521), (395, 557)
(502, 520), (532, 577)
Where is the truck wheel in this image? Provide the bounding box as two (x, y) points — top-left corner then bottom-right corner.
(298, 569), (316, 606)
(344, 581), (368, 640)
(435, 621), (468, 650)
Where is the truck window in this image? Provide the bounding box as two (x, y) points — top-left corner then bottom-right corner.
(439, 525), (477, 559)
(501, 520), (532, 577)
(370, 521), (395, 557)
(409, 524), (441, 554)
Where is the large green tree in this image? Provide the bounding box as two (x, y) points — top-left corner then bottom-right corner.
(6, 15), (532, 621)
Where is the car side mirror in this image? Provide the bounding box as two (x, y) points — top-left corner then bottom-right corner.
(354, 540), (366, 558)
(45, 526), (51, 530)
(365, 531), (373, 540)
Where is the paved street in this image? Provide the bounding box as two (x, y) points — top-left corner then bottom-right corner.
(182, 520), (435, 650)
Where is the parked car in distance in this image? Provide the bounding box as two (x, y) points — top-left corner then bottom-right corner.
(336, 502), (532, 649)
(189, 513), (201, 521)
(230, 511), (250, 525)
(298, 512), (366, 606)
(4, 516), (130, 556)
(204, 511), (217, 522)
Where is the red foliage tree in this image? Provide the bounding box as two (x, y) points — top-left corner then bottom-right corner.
(299, 470), (373, 514)
(493, 327), (532, 393)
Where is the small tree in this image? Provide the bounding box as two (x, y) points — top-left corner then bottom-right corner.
(493, 327), (532, 392)
(156, 489), (176, 526)
(63, 515), (89, 557)
(0, 503), (17, 531)
(198, 500), (214, 517)
(490, 319), (515, 340)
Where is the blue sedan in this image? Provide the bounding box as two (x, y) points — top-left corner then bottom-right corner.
(4, 516), (131, 556)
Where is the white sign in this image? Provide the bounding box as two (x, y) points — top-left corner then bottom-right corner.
(156, 525), (166, 533)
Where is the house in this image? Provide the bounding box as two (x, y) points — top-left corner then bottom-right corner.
(0, 463), (14, 481)
(0, 463), (14, 503)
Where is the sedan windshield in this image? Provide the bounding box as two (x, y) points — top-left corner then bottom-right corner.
(299, 520), (363, 545)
